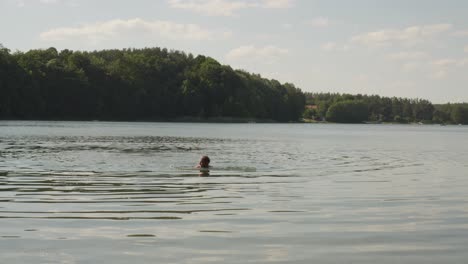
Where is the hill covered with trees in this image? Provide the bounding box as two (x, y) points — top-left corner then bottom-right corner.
(1, 45), (467, 124)
(0, 45), (305, 122)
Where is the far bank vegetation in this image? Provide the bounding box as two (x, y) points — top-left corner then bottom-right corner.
(0, 45), (467, 124)
(304, 93), (468, 124)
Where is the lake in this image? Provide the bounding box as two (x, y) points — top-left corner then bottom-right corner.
(1, 121), (467, 263)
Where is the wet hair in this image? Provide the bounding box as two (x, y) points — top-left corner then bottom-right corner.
(200, 156), (210, 163)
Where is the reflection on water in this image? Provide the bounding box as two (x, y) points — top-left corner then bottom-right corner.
(1, 121), (468, 263)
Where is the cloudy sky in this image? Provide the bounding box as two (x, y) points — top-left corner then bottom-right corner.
(1, 0), (468, 103)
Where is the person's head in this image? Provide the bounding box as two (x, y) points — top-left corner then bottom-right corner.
(199, 156), (210, 168)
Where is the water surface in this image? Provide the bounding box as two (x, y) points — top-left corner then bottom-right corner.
(1, 121), (467, 263)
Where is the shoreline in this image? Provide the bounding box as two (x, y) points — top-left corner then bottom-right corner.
(0, 117), (280, 124)
(0, 118), (464, 125)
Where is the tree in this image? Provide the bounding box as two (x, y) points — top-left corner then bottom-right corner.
(451, 106), (468, 124)
(0, 45), (306, 122)
(326, 100), (369, 123)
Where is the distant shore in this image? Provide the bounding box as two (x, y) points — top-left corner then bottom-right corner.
(1, 118), (465, 125)
(302, 118), (464, 125)
(0, 117), (279, 123)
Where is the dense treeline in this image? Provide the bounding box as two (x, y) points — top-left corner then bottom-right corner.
(0, 45), (305, 122)
(304, 93), (468, 124)
(2, 45), (467, 124)
(434, 103), (468, 124)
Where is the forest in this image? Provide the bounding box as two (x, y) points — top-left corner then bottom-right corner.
(1, 45), (467, 124)
(304, 93), (468, 124)
(0, 45), (305, 122)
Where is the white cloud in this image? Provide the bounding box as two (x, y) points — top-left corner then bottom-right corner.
(307, 17), (329, 28)
(464, 45), (468, 53)
(225, 45), (289, 63)
(387, 51), (428, 60)
(40, 18), (223, 42)
(167, 0), (294, 16)
(39, 0), (60, 3)
(221, 31), (233, 38)
(457, 58), (468, 67)
(260, 0), (294, 8)
(452, 30), (468, 37)
(431, 59), (458, 67)
(427, 57), (468, 79)
(15, 0), (69, 6)
(431, 70), (447, 80)
(167, 0), (255, 16)
(281, 23), (293, 30)
(401, 62), (423, 73)
(351, 23), (452, 47)
(433, 58), (468, 68)
(321, 42), (337, 51)
(354, 74), (369, 83)
(389, 80), (415, 90)
(321, 42), (349, 52)
(15, 0), (25, 6)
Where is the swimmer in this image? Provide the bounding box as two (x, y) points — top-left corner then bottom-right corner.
(196, 155), (211, 169)
(196, 156), (211, 176)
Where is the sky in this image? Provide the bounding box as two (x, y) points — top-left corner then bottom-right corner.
(1, 0), (468, 103)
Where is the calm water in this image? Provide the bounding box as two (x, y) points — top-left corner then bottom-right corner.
(1, 121), (467, 263)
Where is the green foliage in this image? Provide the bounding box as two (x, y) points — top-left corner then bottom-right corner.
(303, 108), (317, 119)
(433, 103), (468, 124)
(305, 92), (442, 123)
(393, 115), (406, 123)
(0, 46), (305, 122)
(432, 109), (450, 124)
(326, 100), (369, 123)
(451, 105), (468, 124)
